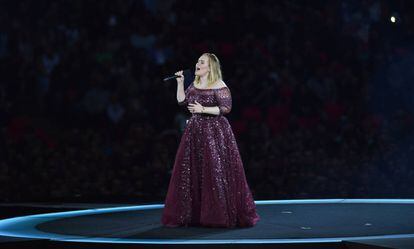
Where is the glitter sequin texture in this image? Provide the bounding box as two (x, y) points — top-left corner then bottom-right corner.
(161, 83), (260, 228)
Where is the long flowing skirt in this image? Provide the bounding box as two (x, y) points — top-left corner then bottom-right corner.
(161, 115), (259, 228)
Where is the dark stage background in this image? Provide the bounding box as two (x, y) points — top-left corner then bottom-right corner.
(1, 0), (414, 203)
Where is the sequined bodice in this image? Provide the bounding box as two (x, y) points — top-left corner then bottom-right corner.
(179, 83), (232, 116)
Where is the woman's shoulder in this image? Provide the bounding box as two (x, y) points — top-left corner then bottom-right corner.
(213, 80), (228, 89)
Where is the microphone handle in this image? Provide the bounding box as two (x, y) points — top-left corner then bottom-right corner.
(163, 75), (182, 82)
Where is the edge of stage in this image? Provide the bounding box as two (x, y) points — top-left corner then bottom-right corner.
(0, 199), (414, 249)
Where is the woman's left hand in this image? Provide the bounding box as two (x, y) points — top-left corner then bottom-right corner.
(188, 101), (204, 113)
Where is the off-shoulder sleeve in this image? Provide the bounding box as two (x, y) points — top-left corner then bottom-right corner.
(178, 83), (192, 106)
(215, 87), (232, 115)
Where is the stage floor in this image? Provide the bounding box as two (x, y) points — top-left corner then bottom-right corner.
(0, 199), (414, 248)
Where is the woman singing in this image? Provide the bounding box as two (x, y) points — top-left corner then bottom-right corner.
(161, 53), (259, 228)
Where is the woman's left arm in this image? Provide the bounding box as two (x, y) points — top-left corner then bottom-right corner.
(214, 87), (232, 115)
(187, 101), (220, 115)
(201, 106), (220, 115)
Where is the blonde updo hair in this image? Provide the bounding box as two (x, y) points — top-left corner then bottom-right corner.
(194, 53), (223, 87)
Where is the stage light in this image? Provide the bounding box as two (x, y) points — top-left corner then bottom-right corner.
(390, 16), (396, 23)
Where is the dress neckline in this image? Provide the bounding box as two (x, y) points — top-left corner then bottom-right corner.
(192, 84), (227, 91)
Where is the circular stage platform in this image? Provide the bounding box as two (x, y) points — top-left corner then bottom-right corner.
(0, 199), (414, 249)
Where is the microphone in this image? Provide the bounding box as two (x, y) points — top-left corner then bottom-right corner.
(163, 69), (190, 82)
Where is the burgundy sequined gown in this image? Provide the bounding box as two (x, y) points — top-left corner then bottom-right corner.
(161, 83), (260, 228)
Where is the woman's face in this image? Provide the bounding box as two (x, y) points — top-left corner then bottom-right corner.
(195, 55), (210, 77)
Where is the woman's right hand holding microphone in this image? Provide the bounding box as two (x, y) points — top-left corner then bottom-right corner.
(175, 70), (184, 84)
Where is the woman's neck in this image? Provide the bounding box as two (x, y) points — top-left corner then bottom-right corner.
(200, 74), (208, 85)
